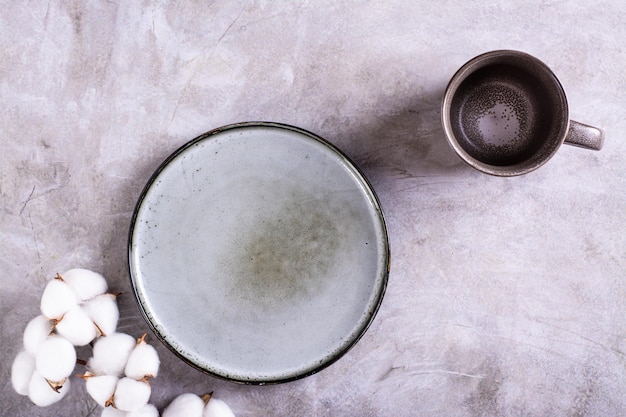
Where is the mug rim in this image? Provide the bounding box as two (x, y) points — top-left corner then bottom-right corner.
(441, 50), (570, 176)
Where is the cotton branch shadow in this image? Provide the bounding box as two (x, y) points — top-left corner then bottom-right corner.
(97, 141), (185, 336)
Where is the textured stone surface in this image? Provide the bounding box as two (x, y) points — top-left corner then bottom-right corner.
(1, 1), (625, 416)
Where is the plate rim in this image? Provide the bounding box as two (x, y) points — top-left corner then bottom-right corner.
(127, 121), (390, 384)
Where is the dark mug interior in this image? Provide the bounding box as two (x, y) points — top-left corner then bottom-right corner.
(444, 51), (569, 174)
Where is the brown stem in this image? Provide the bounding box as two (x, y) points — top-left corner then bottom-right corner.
(94, 322), (106, 337)
(201, 392), (214, 405)
(45, 377), (66, 393)
(140, 375), (152, 386)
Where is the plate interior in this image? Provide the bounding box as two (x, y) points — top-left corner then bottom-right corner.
(129, 123), (388, 383)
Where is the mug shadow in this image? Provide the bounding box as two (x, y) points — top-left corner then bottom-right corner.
(331, 83), (468, 187)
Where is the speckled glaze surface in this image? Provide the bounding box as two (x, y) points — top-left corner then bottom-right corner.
(128, 122), (389, 384)
(442, 50), (604, 176)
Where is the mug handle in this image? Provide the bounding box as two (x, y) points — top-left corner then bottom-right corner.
(564, 120), (604, 150)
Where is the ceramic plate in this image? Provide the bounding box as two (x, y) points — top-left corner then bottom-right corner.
(128, 122), (389, 384)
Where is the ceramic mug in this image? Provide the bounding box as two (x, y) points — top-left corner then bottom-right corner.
(441, 50), (604, 176)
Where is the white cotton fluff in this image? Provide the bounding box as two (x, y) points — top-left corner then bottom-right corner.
(127, 404), (160, 417)
(124, 340), (160, 380)
(88, 333), (136, 376)
(27, 370), (71, 407)
(23, 315), (53, 356)
(162, 393), (205, 417)
(11, 350), (36, 396)
(112, 377), (151, 412)
(83, 293), (119, 336)
(54, 305), (98, 346)
(40, 278), (78, 319)
(101, 407), (128, 417)
(86, 374), (119, 407)
(59, 268), (108, 301)
(35, 335), (76, 382)
(203, 398), (236, 417)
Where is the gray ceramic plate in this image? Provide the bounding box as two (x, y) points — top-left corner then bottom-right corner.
(128, 122), (389, 384)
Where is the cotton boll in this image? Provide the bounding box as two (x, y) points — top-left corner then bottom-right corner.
(23, 315), (53, 356)
(60, 268), (108, 301)
(162, 393), (205, 417)
(11, 351), (36, 395)
(27, 371), (71, 407)
(85, 374), (119, 407)
(127, 404), (160, 417)
(124, 335), (160, 379)
(203, 398), (236, 417)
(101, 407), (128, 417)
(55, 306), (98, 346)
(83, 293), (119, 336)
(35, 335), (76, 382)
(112, 377), (151, 412)
(89, 333), (136, 376)
(40, 278), (78, 319)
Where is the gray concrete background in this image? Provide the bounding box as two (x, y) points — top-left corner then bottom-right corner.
(1, 1), (625, 416)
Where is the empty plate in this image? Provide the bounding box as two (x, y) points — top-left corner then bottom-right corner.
(128, 122), (389, 384)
